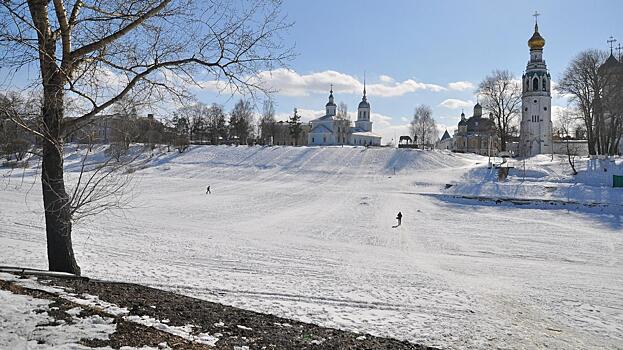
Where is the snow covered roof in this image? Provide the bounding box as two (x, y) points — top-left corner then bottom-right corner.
(311, 114), (334, 122)
(310, 124), (333, 134)
(351, 131), (381, 138)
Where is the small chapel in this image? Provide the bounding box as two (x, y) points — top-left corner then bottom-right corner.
(308, 85), (382, 146)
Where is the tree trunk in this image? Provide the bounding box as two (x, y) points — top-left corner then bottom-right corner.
(42, 137), (81, 275)
(41, 80), (81, 275)
(499, 133), (507, 151)
(28, 0), (81, 275)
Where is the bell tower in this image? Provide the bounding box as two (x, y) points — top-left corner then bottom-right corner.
(355, 78), (372, 132)
(519, 11), (552, 157)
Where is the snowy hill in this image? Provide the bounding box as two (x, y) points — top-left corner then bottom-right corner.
(1, 145), (622, 349)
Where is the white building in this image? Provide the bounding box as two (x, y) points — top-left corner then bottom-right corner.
(519, 17), (553, 157)
(308, 85), (382, 146)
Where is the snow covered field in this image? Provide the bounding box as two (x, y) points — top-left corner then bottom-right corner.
(1, 145), (622, 349)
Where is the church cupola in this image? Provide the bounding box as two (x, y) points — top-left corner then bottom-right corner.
(458, 110), (467, 133)
(473, 102), (482, 117)
(325, 85), (336, 116)
(528, 22), (545, 50)
(358, 80), (370, 109)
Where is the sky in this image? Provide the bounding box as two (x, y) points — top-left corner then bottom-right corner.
(197, 0), (620, 143)
(2, 0), (622, 144)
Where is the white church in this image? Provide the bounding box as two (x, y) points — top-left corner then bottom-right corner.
(308, 85), (382, 146)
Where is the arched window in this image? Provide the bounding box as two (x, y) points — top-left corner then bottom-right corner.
(542, 78), (547, 91)
(532, 77), (539, 91)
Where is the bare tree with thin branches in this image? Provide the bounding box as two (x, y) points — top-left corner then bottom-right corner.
(554, 109), (582, 175)
(478, 70), (521, 151)
(557, 50), (610, 155)
(335, 102), (349, 145)
(0, 0), (293, 275)
(259, 99), (276, 145)
(409, 105), (437, 148)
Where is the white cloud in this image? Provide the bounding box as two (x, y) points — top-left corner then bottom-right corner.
(439, 98), (474, 109)
(198, 68), (446, 98)
(447, 81), (475, 91)
(550, 81), (574, 100)
(550, 105), (576, 124)
(275, 108), (323, 123)
(378, 75), (395, 83)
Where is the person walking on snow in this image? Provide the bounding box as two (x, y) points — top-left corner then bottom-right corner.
(206, 185), (211, 194)
(396, 211), (402, 226)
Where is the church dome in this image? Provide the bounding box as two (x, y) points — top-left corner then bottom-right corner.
(599, 54), (620, 72)
(473, 102), (482, 117)
(326, 87), (336, 107)
(528, 24), (545, 49)
(358, 100), (370, 108)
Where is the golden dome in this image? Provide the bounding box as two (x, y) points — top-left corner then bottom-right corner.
(528, 24), (545, 49)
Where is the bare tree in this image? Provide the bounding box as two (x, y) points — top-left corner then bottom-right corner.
(555, 109), (582, 175)
(259, 99), (276, 145)
(409, 105), (437, 148)
(171, 113), (190, 152)
(557, 50), (609, 155)
(478, 70), (521, 151)
(230, 99), (255, 144)
(0, 0), (293, 275)
(206, 103), (228, 145)
(70, 141), (137, 222)
(0, 92), (36, 162)
(335, 102), (350, 145)
(336, 102), (349, 120)
(174, 103), (209, 143)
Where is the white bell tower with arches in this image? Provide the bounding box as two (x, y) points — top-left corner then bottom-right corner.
(520, 12), (553, 157)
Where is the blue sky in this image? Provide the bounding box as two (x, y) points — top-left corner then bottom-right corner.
(195, 0), (621, 142)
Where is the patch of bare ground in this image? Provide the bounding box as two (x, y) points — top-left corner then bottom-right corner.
(1, 272), (438, 349)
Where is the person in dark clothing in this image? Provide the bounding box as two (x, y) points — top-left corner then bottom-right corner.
(206, 185), (211, 194)
(396, 211), (402, 226)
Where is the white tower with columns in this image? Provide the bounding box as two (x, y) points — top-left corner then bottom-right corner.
(355, 79), (372, 132)
(520, 12), (553, 157)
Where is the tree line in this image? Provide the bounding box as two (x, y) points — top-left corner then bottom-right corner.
(0, 94), (312, 163)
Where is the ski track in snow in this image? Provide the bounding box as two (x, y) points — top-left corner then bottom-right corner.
(1, 145), (622, 349)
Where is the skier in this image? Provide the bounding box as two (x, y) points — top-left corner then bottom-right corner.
(206, 185), (211, 194)
(396, 211), (402, 226)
